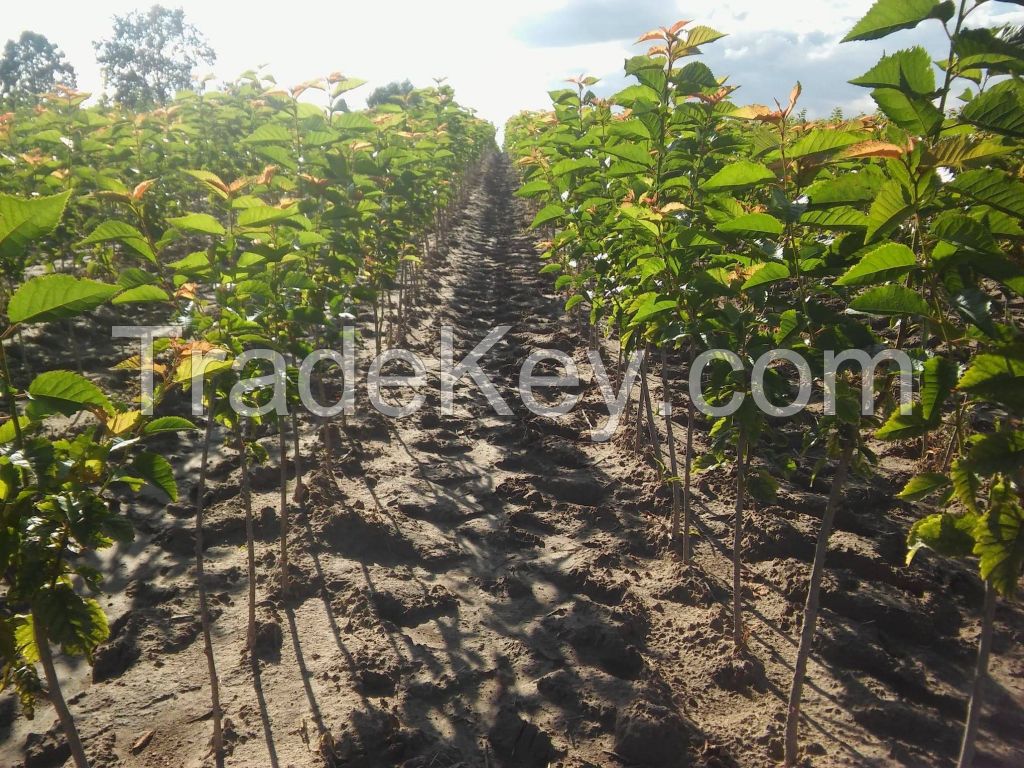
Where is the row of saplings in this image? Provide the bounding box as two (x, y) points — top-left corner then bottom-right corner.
(505, 2), (1024, 767)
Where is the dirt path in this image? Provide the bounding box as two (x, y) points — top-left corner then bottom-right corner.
(3, 153), (1024, 768)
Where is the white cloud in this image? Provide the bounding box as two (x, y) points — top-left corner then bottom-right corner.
(4, 1), (1022, 130)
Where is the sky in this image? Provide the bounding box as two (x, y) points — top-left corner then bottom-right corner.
(5, 0), (1024, 130)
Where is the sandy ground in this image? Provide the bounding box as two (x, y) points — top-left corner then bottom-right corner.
(2, 154), (1023, 768)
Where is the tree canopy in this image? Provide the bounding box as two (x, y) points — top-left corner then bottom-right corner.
(0, 31), (76, 107)
(367, 79), (420, 108)
(94, 4), (215, 109)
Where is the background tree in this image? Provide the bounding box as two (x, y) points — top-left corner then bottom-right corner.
(367, 79), (419, 108)
(94, 4), (215, 109)
(0, 32), (76, 107)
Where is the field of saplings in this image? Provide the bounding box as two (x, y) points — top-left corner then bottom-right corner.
(1, 0), (1023, 766)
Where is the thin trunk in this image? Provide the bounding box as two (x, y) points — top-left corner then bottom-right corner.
(315, 359), (334, 473)
(397, 261), (405, 327)
(639, 349), (663, 474)
(633, 371), (645, 453)
(33, 619), (90, 768)
(291, 409), (305, 501)
(615, 340), (623, 392)
(278, 418), (290, 599)
(682, 397), (695, 565)
(957, 581), (998, 768)
(662, 348), (683, 550)
(733, 431), (747, 647)
(784, 442), (854, 766)
(196, 408), (225, 768)
(237, 424), (257, 652)
(372, 298), (381, 356)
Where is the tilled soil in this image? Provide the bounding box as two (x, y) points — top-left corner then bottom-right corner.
(2, 154), (1023, 768)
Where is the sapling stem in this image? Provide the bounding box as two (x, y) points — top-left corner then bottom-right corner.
(278, 416), (290, 599)
(784, 441), (854, 766)
(640, 348), (663, 477)
(682, 394), (695, 565)
(662, 347), (683, 550)
(733, 430), (748, 646)
(236, 422), (257, 652)
(34, 619), (90, 768)
(957, 580), (998, 768)
(291, 408), (304, 500)
(195, 399), (225, 768)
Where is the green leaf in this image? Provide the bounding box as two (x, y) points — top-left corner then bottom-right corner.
(605, 143), (654, 172)
(0, 191), (72, 261)
(0, 415), (31, 443)
(870, 88), (943, 135)
(920, 355), (957, 424)
(787, 130), (868, 159)
(117, 268), (159, 289)
(741, 262), (790, 290)
(7, 274), (119, 324)
(950, 288), (997, 338)
(703, 161), (776, 192)
(674, 61), (720, 94)
(958, 352), (1024, 411)
(955, 27), (1024, 76)
(332, 77), (367, 96)
(515, 179), (551, 198)
(968, 430), (1024, 476)
(111, 285), (169, 305)
(241, 123), (292, 144)
(843, 0), (954, 42)
(775, 309), (799, 345)
(683, 25), (726, 49)
(78, 220), (157, 263)
(551, 158), (601, 177)
(876, 404), (930, 440)
(130, 452), (177, 501)
(630, 298), (678, 326)
(849, 47), (936, 95)
(960, 80), (1024, 138)
(28, 370), (113, 416)
(717, 213), (784, 236)
(951, 458), (980, 514)
(166, 213), (226, 236)
(906, 511), (976, 564)
(168, 252), (212, 276)
(801, 206), (869, 231)
(835, 242), (917, 286)
(236, 205), (298, 228)
(32, 584), (109, 658)
(973, 483), (1024, 597)
(849, 284), (930, 316)
(13, 614), (39, 664)
(865, 180), (914, 242)
(173, 355), (232, 385)
(185, 170), (229, 199)
(334, 112), (376, 131)
(531, 205), (565, 229)
(805, 170), (885, 208)
(898, 472), (951, 501)
(613, 83), (660, 107)
(950, 169), (1024, 218)
(930, 211), (998, 255)
(143, 416), (198, 435)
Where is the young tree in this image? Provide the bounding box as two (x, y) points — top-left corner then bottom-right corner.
(0, 32), (77, 106)
(93, 4), (215, 109)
